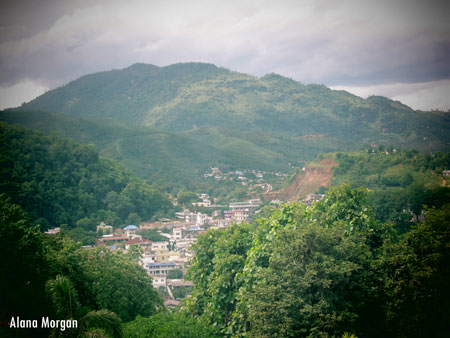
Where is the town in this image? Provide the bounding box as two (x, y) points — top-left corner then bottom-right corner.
(42, 163), (327, 308)
(91, 193), (264, 307)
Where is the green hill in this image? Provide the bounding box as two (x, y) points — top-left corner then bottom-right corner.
(5, 63), (450, 197)
(18, 62), (450, 152)
(0, 121), (174, 232)
(0, 110), (291, 195)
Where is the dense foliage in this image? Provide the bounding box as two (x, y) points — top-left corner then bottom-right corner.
(2, 62), (449, 336)
(0, 196), (162, 337)
(331, 150), (450, 230)
(382, 205), (450, 337)
(3, 62), (449, 196)
(18, 63), (450, 154)
(0, 195), (47, 330)
(0, 122), (174, 232)
(0, 111), (288, 195)
(123, 313), (221, 338)
(185, 186), (449, 337)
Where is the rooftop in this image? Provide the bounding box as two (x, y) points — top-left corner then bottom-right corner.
(123, 225), (139, 230)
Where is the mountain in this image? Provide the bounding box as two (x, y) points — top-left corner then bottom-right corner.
(0, 110), (291, 194)
(5, 63), (450, 197)
(18, 62), (450, 152)
(0, 121), (174, 231)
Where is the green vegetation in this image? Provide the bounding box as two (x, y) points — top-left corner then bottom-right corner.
(0, 122), (174, 236)
(3, 62), (449, 198)
(184, 186), (450, 337)
(331, 150), (450, 231)
(166, 269), (183, 279)
(0, 111), (291, 196)
(17, 63), (450, 153)
(0, 196), (159, 337)
(1, 62), (449, 337)
(123, 313), (220, 338)
(139, 229), (169, 242)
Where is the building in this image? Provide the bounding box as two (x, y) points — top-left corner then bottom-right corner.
(124, 238), (152, 250)
(175, 210), (210, 226)
(208, 219), (231, 228)
(192, 199), (211, 207)
(173, 228), (183, 241)
(229, 199), (261, 209)
(98, 235), (128, 245)
(123, 225), (139, 238)
(96, 222), (113, 234)
(224, 209), (250, 223)
(152, 275), (167, 289)
(140, 220), (185, 230)
(147, 262), (176, 275)
(44, 227), (60, 235)
(152, 241), (169, 250)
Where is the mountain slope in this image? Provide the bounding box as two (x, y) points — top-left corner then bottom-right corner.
(18, 62), (450, 152)
(0, 110), (291, 192)
(0, 121), (174, 230)
(264, 158), (337, 201)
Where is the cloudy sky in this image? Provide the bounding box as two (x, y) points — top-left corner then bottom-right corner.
(0, 0), (449, 111)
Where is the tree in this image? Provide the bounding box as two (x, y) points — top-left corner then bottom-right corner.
(245, 222), (377, 337)
(383, 205), (450, 337)
(45, 275), (80, 319)
(185, 186), (391, 337)
(78, 309), (123, 338)
(123, 313), (220, 338)
(177, 191), (199, 206)
(82, 247), (162, 322)
(44, 236), (162, 323)
(139, 229), (169, 242)
(167, 269), (183, 279)
(185, 223), (254, 334)
(0, 194), (48, 325)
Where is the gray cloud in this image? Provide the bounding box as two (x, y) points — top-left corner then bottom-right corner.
(0, 0), (449, 110)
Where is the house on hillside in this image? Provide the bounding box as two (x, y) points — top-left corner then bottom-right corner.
(152, 241), (169, 250)
(96, 222), (113, 234)
(152, 275), (167, 289)
(98, 235), (128, 245)
(124, 238), (152, 251)
(123, 225), (139, 238)
(147, 262), (176, 275)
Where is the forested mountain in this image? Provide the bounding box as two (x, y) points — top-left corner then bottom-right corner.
(0, 110), (291, 194)
(0, 122), (174, 233)
(1, 62), (449, 337)
(18, 62), (450, 153)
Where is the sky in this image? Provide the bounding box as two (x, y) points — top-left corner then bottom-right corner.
(0, 0), (449, 111)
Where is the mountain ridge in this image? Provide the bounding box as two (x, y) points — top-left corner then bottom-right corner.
(5, 62), (450, 193)
(18, 62), (448, 150)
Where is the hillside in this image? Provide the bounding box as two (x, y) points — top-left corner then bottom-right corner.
(265, 158), (337, 201)
(0, 110), (292, 195)
(18, 62), (450, 153)
(273, 150), (450, 230)
(0, 121), (174, 232)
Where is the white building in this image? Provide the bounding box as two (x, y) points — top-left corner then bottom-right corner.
(152, 241), (169, 250)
